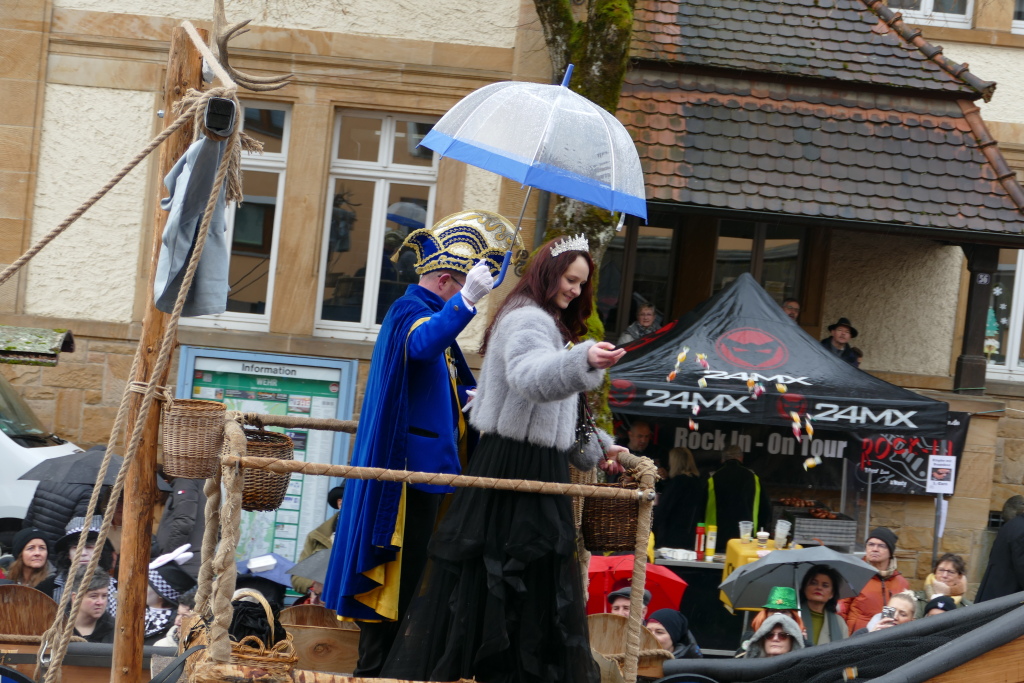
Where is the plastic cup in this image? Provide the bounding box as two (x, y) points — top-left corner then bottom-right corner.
(774, 520), (791, 546)
(739, 521), (753, 543)
(756, 530), (770, 548)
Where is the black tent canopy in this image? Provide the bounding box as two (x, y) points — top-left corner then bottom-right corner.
(609, 273), (948, 438)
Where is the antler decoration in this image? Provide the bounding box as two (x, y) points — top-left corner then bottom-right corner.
(216, 20), (292, 91)
(210, 0), (292, 92)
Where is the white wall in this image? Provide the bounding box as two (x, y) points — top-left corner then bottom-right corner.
(27, 84), (152, 323)
(940, 42), (1024, 125)
(820, 230), (963, 376)
(54, 0), (521, 48)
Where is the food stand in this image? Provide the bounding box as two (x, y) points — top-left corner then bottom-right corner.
(609, 273), (961, 652)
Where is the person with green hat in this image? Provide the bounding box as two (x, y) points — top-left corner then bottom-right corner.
(737, 587), (808, 655)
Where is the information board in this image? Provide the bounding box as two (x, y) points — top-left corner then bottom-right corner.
(177, 347), (357, 564)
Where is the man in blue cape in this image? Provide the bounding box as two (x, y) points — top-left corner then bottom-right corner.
(322, 210), (521, 676)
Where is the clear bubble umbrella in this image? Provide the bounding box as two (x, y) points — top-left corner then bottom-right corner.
(420, 65), (647, 285)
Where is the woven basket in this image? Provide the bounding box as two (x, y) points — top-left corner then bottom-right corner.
(162, 399), (225, 479)
(184, 589), (297, 682)
(240, 427), (293, 512)
(581, 481), (639, 553)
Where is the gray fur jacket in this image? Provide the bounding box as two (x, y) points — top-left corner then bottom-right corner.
(468, 299), (612, 470)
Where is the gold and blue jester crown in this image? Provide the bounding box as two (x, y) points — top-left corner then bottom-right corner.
(395, 210), (525, 277)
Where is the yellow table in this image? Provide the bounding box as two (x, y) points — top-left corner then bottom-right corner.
(719, 537), (800, 612)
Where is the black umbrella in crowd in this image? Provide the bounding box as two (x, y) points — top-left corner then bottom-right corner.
(18, 445), (122, 486)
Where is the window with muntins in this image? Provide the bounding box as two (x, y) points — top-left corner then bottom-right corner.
(885, 0), (974, 29)
(316, 111), (438, 336)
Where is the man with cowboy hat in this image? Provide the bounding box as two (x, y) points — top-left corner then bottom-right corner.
(322, 210), (522, 677)
(821, 317), (861, 367)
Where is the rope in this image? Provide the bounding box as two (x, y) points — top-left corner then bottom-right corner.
(194, 460), (223, 616)
(208, 419), (246, 663)
(241, 412), (357, 433)
(623, 472), (656, 683)
(0, 99), (201, 290)
(220, 454), (656, 500)
(0, 634), (85, 643)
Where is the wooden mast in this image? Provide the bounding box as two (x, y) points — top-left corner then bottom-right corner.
(111, 25), (206, 683)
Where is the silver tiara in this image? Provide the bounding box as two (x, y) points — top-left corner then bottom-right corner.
(550, 233), (589, 258)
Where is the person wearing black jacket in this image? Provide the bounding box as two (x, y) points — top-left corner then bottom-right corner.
(976, 495), (1024, 602)
(703, 445), (771, 547)
(152, 475), (206, 580)
(820, 318), (860, 368)
(70, 572), (115, 643)
(22, 481), (95, 546)
(653, 447), (704, 550)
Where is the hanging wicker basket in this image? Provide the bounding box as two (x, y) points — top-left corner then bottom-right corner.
(581, 481), (639, 553)
(161, 398), (225, 479)
(240, 426), (293, 512)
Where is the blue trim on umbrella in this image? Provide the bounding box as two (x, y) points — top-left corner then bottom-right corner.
(422, 129), (648, 219)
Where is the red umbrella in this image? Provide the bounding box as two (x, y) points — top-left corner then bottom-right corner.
(586, 555), (687, 616)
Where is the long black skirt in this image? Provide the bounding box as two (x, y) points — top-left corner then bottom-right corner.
(381, 432), (599, 683)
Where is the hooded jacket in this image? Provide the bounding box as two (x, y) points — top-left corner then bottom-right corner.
(743, 613), (805, 659)
(153, 478), (206, 580)
(838, 558), (909, 632)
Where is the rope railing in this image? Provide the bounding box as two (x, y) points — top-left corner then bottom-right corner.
(220, 453), (657, 501)
(209, 424), (659, 683)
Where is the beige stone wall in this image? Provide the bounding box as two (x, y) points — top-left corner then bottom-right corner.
(53, 0), (521, 48)
(0, 337), (138, 449)
(26, 84), (153, 324)
(820, 230), (963, 377)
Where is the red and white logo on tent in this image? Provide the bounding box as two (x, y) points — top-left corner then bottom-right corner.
(609, 379), (636, 407)
(715, 327), (789, 370)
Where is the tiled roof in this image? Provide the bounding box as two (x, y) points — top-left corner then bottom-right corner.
(620, 70), (1024, 233)
(633, 0), (995, 101)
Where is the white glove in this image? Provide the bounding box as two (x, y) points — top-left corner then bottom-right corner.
(461, 260), (493, 307)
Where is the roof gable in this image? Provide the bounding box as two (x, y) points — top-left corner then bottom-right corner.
(633, 0), (994, 101)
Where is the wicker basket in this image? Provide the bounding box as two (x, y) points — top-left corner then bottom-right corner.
(240, 427), (293, 512)
(183, 589), (297, 682)
(581, 481), (639, 553)
(162, 398), (225, 479)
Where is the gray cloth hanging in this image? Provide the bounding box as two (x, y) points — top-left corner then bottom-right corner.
(153, 136), (230, 317)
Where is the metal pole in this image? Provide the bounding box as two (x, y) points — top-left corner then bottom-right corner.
(932, 493), (943, 568)
(864, 469), (873, 543)
(840, 459), (848, 516)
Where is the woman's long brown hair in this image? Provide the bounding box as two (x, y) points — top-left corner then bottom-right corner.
(481, 238), (594, 354)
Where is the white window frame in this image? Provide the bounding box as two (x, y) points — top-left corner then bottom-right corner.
(314, 110), (439, 340)
(986, 249), (1024, 381)
(181, 100), (290, 333)
(887, 0), (974, 28)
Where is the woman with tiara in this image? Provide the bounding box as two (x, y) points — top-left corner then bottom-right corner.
(382, 234), (627, 683)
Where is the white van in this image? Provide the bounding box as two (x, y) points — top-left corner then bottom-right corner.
(0, 372), (81, 544)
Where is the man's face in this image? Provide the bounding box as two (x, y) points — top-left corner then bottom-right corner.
(610, 597), (631, 618)
(865, 538), (891, 565)
(783, 302), (800, 321)
(933, 468), (950, 480)
(627, 424), (652, 452)
(831, 325), (852, 346)
(637, 308), (655, 327)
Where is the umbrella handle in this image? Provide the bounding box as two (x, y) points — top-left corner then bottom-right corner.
(492, 250), (513, 288)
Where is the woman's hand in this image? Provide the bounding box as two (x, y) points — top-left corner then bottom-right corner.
(588, 342), (626, 369)
(599, 445), (627, 475)
(871, 617), (896, 632)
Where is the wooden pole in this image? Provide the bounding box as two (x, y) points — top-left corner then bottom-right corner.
(111, 26), (206, 683)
